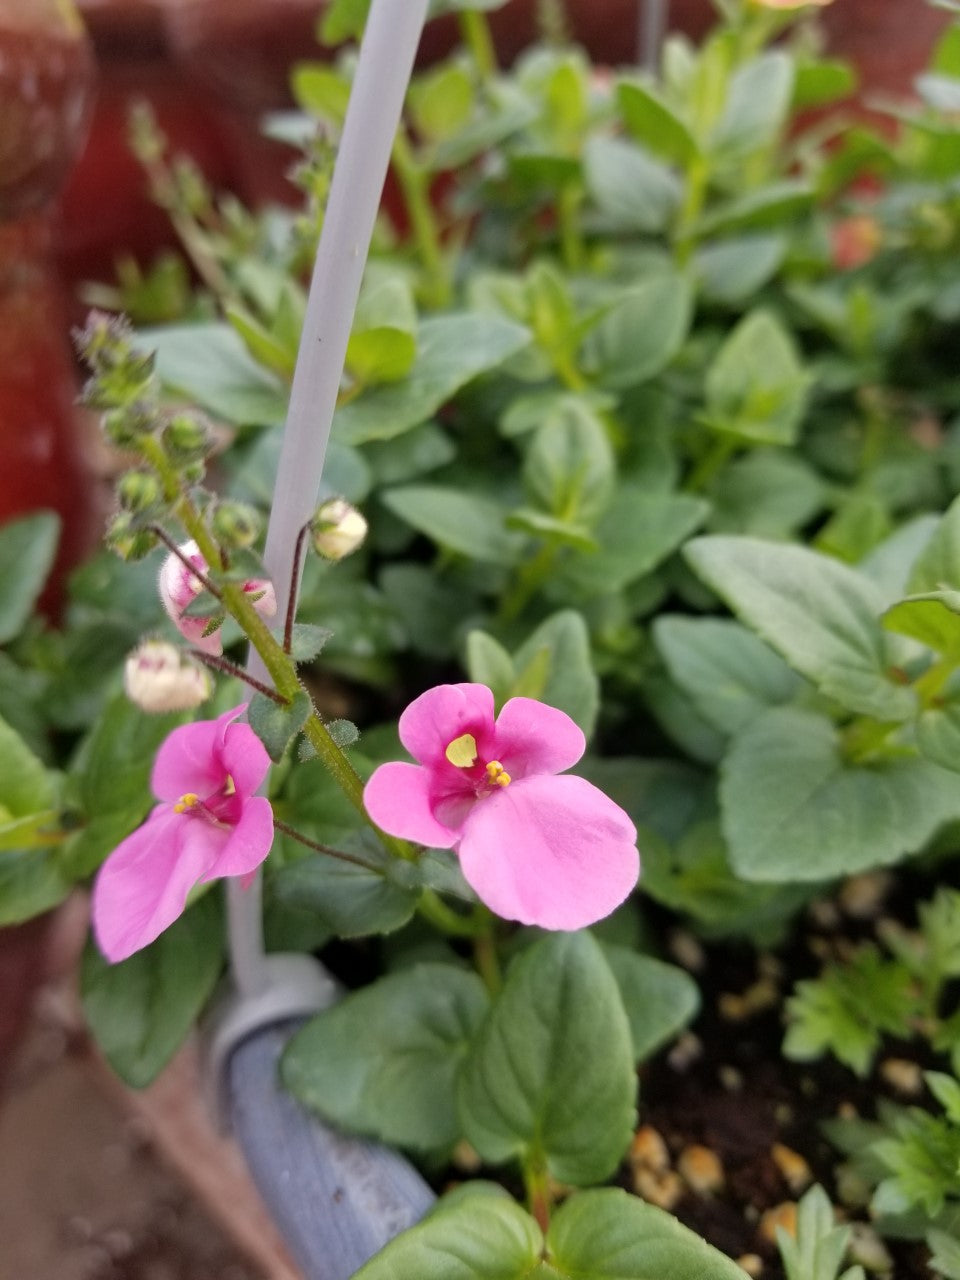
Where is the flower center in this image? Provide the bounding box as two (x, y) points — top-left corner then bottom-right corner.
(174, 792), (200, 814)
(443, 734), (511, 789)
(173, 774), (237, 823)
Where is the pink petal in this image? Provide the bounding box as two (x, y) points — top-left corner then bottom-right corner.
(457, 774), (639, 931)
(363, 761), (460, 848)
(176, 615), (224, 656)
(151, 705), (247, 801)
(203, 796), (275, 880)
(91, 806), (224, 962)
(398, 683), (496, 767)
(221, 719), (271, 801)
(245, 579), (278, 619)
(493, 697), (586, 779)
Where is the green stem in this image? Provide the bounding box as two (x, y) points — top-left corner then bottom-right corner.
(458, 10), (498, 84)
(498, 542), (558, 623)
(391, 129), (450, 307)
(685, 434), (736, 493)
(473, 928), (502, 995)
(417, 888), (487, 937)
(141, 439), (417, 861)
(673, 155), (709, 267)
(524, 1150), (553, 1234)
(557, 182), (584, 273)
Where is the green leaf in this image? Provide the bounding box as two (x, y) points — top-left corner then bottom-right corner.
(523, 398), (615, 525)
(601, 944), (700, 1063)
(560, 489), (708, 597)
(81, 894), (224, 1087)
(777, 1184), (856, 1280)
(382, 485), (524, 564)
(511, 611), (599, 738)
(917, 697), (960, 774)
(0, 848), (71, 926)
(465, 631), (516, 701)
(352, 1184), (545, 1280)
(282, 963), (488, 1150)
(684, 536), (915, 721)
(549, 1188), (749, 1278)
(908, 493), (960, 594)
(691, 180), (813, 237)
(616, 79), (699, 164)
(784, 945), (918, 1076)
(640, 819), (812, 945)
(334, 314), (530, 445)
(653, 616), (803, 736)
(347, 272), (418, 385)
(271, 846), (419, 937)
(707, 449), (827, 538)
(883, 597), (960, 656)
(77, 695), (184, 819)
(141, 323), (288, 427)
(582, 137), (682, 234)
(581, 274), (693, 390)
(408, 62), (475, 142)
(287, 622), (333, 662)
(721, 707), (960, 882)
(792, 58), (858, 110)
(290, 63), (351, 123)
(0, 713), (55, 818)
(928, 1229), (960, 1280)
(711, 52), (794, 157)
(694, 235), (786, 306)
(703, 309), (808, 446)
(249, 690), (312, 762)
(0, 512), (59, 644)
(458, 932), (636, 1184)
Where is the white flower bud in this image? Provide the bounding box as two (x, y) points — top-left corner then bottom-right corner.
(311, 498), (368, 561)
(124, 641), (213, 713)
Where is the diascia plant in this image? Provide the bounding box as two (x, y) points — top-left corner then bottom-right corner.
(5, 0), (960, 1274)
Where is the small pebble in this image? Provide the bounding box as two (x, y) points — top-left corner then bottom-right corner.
(668, 929), (706, 972)
(667, 1031), (703, 1072)
(631, 1166), (684, 1211)
(677, 1144), (724, 1194)
(835, 1162), (872, 1209)
(629, 1125), (670, 1173)
(771, 1143), (813, 1195)
(719, 1064), (743, 1092)
(758, 1201), (798, 1246)
(451, 1140), (483, 1173)
(737, 1255), (764, 1278)
(808, 899), (841, 930)
(839, 871), (892, 919)
(879, 1057), (924, 1097)
(847, 1222), (894, 1272)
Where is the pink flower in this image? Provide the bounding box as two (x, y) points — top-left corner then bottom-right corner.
(159, 540), (277, 656)
(92, 705), (274, 962)
(364, 684), (640, 931)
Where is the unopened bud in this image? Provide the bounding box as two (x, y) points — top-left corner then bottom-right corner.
(106, 511), (157, 561)
(124, 640), (212, 712)
(117, 470), (163, 515)
(99, 400), (157, 445)
(162, 412), (210, 462)
(159, 539), (276, 656)
(212, 501), (261, 550)
(310, 498), (367, 561)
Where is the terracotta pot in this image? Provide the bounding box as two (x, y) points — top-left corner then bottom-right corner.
(0, 0), (100, 610)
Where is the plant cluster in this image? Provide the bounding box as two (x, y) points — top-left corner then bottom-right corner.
(4, 0), (960, 1273)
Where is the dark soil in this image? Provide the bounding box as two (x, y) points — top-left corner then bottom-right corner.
(634, 893), (938, 1278)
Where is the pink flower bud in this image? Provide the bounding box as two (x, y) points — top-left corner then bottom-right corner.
(124, 640), (212, 712)
(158, 540), (276, 655)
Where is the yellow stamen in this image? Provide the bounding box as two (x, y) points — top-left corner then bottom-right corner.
(174, 792), (200, 814)
(223, 775), (236, 796)
(445, 733), (478, 768)
(485, 761), (511, 787)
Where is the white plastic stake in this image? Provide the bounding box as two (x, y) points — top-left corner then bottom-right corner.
(228, 0), (431, 997)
